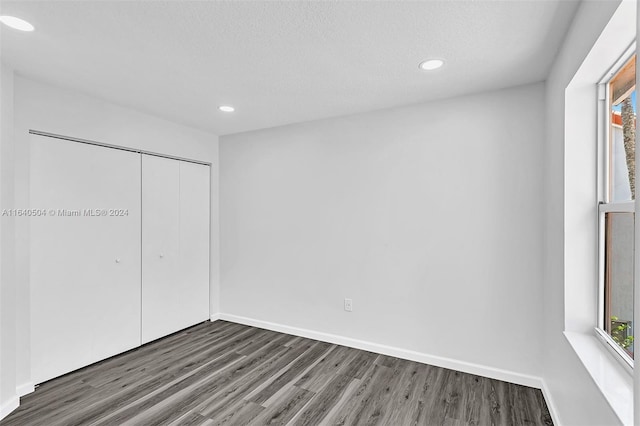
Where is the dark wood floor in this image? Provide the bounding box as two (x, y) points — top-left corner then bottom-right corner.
(1, 321), (552, 426)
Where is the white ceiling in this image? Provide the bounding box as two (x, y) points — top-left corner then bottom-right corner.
(0, 0), (579, 136)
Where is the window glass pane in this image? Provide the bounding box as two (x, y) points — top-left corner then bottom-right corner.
(610, 55), (636, 202)
(604, 212), (635, 358)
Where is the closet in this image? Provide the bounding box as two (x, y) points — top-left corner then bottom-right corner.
(30, 133), (210, 384)
(142, 155), (210, 343)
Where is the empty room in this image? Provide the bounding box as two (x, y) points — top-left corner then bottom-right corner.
(0, 0), (638, 425)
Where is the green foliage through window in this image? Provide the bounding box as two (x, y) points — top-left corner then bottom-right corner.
(610, 316), (634, 353)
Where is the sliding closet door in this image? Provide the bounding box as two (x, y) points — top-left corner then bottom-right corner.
(178, 161), (210, 325)
(141, 155), (210, 343)
(141, 155), (180, 343)
(30, 134), (141, 384)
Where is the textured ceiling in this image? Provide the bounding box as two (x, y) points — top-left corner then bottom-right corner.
(0, 0), (579, 136)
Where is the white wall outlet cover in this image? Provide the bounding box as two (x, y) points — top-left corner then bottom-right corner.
(344, 298), (353, 312)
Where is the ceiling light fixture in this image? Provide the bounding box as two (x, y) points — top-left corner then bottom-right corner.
(218, 105), (235, 112)
(419, 59), (444, 71)
(0, 15), (34, 32)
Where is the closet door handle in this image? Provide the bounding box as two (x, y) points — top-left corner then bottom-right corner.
(115, 258), (121, 263)
(159, 254), (164, 259)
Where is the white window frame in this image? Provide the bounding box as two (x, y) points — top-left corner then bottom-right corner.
(596, 42), (636, 373)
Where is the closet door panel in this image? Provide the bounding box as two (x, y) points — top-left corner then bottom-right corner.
(141, 155), (180, 343)
(30, 134), (141, 384)
(178, 161), (210, 325)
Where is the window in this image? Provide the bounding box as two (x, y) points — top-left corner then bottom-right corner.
(598, 51), (636, 366)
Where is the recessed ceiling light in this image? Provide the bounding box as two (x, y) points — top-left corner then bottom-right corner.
(0, 15), (34, 32)
(419, 59), (444, 71)
(218, 105), (235, 112)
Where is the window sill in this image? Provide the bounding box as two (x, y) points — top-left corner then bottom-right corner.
(564, 331), (633, 425)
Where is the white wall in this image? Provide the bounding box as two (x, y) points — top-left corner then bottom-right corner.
(543, 0), (626, 424)
(0, 62), (19, 420)
(8, 75), (220, 408)
(220, 82), (545, 382)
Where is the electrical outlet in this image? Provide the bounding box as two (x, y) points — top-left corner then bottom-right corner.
(344, 298), (353, 312)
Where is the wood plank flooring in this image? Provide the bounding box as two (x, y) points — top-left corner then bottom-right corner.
(1, 321), (553, 426)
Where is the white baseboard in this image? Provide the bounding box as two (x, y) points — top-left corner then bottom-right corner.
(541, 379), (561, 426)
(210, 313), (221, 322)
(0, 396), (19, 422)
(16, 382), (35, 397)
(218, 313), (543, 389)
